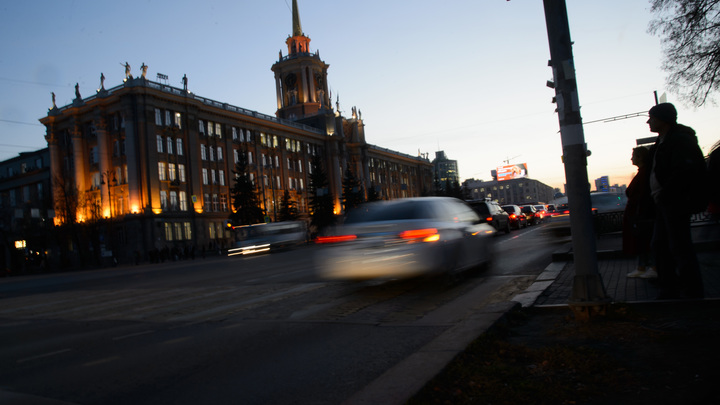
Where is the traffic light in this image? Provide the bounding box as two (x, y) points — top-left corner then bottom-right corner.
(224, 219), (233, 230)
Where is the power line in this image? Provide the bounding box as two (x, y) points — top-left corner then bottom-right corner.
(0, 118), (44, 127)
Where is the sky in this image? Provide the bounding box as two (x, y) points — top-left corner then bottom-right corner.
(1, 1), (718, 192)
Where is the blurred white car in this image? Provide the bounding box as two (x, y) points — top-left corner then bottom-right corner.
(314, 197), (496, 280)
(228, 221), (307, 256)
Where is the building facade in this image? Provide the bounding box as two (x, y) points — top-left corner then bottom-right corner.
(0, 148), (53, 272)
(463, 177), (555, 206)
(38, 0), (432, 264)
(431, 151), (459, 191)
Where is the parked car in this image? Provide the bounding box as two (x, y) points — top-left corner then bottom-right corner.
(314, 197), (496, 280)
(520, 205), (540, 225)
(466, 200), (511, 234)
(501, 205), (528, 229)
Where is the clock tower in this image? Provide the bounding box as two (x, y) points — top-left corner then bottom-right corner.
(272, 0), (332, 122)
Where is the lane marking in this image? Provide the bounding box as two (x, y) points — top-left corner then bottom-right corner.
(17, 348), (72, 364)
(112, 330), (155, 341)
(83, 356), (121, 367)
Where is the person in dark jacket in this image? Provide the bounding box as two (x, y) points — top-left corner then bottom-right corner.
(623, 146), (656, 278)
(647, 102), (705, 299)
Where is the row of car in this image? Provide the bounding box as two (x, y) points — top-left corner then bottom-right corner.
(465, 200), (559, 232)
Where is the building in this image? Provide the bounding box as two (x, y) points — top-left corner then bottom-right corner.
(432, 151), (459, 191)
(462, 177), (555, 206)
(37, 0), (432, 264)
(0, 148), (53, 272)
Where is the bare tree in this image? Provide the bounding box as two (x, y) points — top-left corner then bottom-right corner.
(648, 0), (720, 106)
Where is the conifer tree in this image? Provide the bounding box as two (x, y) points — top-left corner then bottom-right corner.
(229, 150), (265, 225)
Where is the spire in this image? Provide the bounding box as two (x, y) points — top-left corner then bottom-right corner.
(292, 0), (302, 37)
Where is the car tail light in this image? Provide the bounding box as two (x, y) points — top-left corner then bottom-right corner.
(485, 217), (493, 222)
(399, 228), (439, 242)
(315, 234), (357, 244)
(509, 214), (516, 219)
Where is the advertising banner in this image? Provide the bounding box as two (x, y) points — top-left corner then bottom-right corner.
(496, 163), (528, 182)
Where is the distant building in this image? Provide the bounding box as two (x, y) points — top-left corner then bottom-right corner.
(462, 177), (555, 206)
(36, 0), (432, 264)
(0, 148), (53, 272)
(432, 151), (459, 192)
(595, 176), (609, 192)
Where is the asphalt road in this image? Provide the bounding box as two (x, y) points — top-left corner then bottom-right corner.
(0, 222), (565, 404)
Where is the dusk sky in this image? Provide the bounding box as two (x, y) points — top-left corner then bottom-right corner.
(1, 1), (718, 191)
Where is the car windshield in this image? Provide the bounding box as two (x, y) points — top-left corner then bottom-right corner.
(521, 206), (533, 212)
(345, 201), (436, 223)
(501, 206), (513, 213)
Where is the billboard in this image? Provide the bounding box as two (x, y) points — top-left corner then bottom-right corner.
(496, 163), (528, 182)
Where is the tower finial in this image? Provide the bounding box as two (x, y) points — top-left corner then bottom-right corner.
(292, 0), (302, 37)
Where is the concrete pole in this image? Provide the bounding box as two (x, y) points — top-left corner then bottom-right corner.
(543, 0), (610, 319)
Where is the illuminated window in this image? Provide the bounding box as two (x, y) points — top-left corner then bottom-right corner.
(168, 163), (176, 181)
(158, 162), (167, 181)
(202, 168), (208, 185)
(179, 191), (187, 211)
(174, 112), (182, 129)
(183, 222), (192, 240)
(164, 223), (173, 241)
(178, 164), (186, 182)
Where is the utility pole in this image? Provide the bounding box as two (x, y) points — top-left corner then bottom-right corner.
(543, 0), (609, 319)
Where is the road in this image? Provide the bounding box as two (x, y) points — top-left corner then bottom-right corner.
(0, 222), (565, 404)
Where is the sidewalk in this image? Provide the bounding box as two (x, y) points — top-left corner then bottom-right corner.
(530, 222), (720, 306)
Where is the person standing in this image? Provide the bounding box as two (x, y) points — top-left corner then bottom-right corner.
(623, 146), (656, 278)
(647, 102), (706, 299)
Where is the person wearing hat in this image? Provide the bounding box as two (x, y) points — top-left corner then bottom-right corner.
(647, 102), (706, 299)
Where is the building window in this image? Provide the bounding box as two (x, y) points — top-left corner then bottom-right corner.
(170, 191), (178, 210)
(157, 135), (163, 153)
(298, 159), (303, 173)
(199, 120), (205, 134)
(208, 121), (214, 137)
(155, 109), (162, 126)
(174, 222), (182, 240)
(168, 163), (176, 181)
(219, 170), (225, 186)
(220, 194), (228, 212)
(209, 147), (215, 161)
(232, 127), (238, 141)
(215, 123), (222, 138)
(204, 193), (211, 212)
(178, 164), (186, 182)
(165, 110), (171, 126)
(160, 190), (168, 209)
(211, 169), (216, 184)
(201, 145), (207, 160)
(158, 162), (167, 181)
(164, 223), (173, 241)
(174, 112), (182, 129)
(217, 147), (223, 161)
(176, 138), (183, 155)
(184, 222), (192, 240)
(179, 191), (188, 211)
(202, 168), (208, 185)
(212, 194), (219, 211)
(233, 149), (239, 163)
(166, 137), (173, 154)
(248, 151), (253, 165)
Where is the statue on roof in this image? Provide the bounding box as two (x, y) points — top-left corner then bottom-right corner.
(140, 63), (148, 79)
(51, 92), (56, 109)
(123, 61), (131, 79)
(75, 83), (81, 100)
(100, 72), (105, 90)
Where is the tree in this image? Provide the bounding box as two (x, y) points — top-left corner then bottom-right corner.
(367, 182), (381, 202)
(341, 167), (364, 212)
(278, 190), (298, 222)
(649, 0), (720, 106)
(309, 155), (335, 232)
(229, 151), (265, 225)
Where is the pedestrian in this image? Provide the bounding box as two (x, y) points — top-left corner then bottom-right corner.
(623, 146), (656, 278)
(647, 102), (706, 299)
